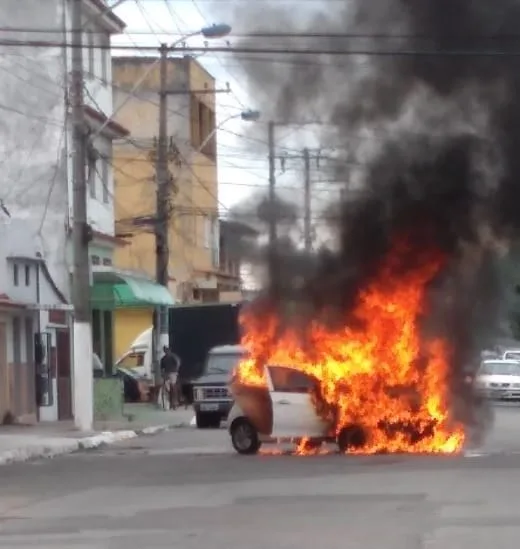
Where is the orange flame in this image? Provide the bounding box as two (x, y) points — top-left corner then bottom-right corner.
(236, 241), (465, 454)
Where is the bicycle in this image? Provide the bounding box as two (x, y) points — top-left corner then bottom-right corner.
(159, 373), (179, 410)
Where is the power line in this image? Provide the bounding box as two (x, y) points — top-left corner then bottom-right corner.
(3, 36), (520, 56)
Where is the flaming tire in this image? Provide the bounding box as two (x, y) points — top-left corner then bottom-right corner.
(230, 418), (261, 455)
(337, 424), (367, 453)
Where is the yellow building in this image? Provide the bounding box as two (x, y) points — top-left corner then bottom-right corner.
(111, 55), (234, 357)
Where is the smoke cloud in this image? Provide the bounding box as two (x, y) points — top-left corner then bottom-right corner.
(225, 0), (520, 440)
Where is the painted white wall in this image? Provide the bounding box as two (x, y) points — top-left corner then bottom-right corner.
(0, 1), (70, 300)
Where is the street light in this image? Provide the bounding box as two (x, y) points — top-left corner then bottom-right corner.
(240, 109), (261, 122)
(200, 24), (232, 39)
(94, 24), (232, 138)
(197, 109), (261, 152)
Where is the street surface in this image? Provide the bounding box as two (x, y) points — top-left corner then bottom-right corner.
(0, 403), (519, 548)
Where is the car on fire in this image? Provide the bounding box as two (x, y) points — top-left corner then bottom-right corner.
(227, 364), (438, 455)
(476, 359), (520, 400)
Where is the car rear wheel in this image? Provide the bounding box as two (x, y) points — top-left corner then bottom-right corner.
(337, 424), (367, 453)
(230, 418), (261, 455)
(196, 412), (221, 429)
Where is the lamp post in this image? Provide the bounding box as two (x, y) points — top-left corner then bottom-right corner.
(154, 25), (232, 387)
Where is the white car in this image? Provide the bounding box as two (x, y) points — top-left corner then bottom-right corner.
(476, 359), (520, 400)
(228, 365), (351, 455)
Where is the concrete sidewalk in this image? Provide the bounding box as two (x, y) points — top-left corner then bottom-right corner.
(0, 405), (194, 466)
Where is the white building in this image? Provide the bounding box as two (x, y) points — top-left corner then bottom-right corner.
(0, 0), (128, 424)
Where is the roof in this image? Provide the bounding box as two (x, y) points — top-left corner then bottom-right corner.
(84, 105), (130, 138)
(5, 257), (68, 305)
(91, 267), (175, 310)
(208, 344), (245, 355)
(86, 0), (126, 33)
(0, 293), (26, 310)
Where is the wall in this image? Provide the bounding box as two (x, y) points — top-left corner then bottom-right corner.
(112, 57), (219, 301)
(113, 308), (153, 359)
(0, 309), (38, 424)
(0, 0), (70, 299)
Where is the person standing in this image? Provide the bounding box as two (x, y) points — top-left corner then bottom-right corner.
(160, 346), (180, 409)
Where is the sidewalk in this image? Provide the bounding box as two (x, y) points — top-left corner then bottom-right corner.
(0, 404), (194, 466)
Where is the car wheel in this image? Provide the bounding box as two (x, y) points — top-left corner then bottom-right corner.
(230, 418), (261, 455)
(337, 424), (367, 453)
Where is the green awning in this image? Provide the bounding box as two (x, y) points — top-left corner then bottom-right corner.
(91, 269), (174, 310)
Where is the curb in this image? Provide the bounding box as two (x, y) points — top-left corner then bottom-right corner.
(0, 420), (191, 466)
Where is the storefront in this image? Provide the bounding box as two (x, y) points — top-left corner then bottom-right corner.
(90, 267), (175, 372)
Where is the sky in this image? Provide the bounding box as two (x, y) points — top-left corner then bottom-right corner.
(110, 0), (274, 213)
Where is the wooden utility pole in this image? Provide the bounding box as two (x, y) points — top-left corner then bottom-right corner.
(154, 43), (171, 383)
(71, 0), (93, 431)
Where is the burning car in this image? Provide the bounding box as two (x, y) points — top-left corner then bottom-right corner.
(229, 242), (466, 456)
(229, 364), (450, 455)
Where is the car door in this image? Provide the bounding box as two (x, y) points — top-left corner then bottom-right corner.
(266, 365), (328, 438)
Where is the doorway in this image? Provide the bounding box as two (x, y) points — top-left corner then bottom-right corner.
(56, 329), (72, 420)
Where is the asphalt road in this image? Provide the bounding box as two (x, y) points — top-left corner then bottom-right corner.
(0, 403), (520, 548)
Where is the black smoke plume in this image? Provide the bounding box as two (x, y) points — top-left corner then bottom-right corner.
(225, 0), (520, 442)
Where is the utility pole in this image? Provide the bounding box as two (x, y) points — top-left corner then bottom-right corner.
(154, 43), (171, 383)
(303, 147), (312, 252)
(71, 0), (93, 431)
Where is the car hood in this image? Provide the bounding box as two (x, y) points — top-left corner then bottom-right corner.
(192, 372), (230, 386)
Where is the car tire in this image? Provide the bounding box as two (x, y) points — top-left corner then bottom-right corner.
(195, 412), (221, 429)
(230, 418), (261, 455)
(337, 424), (367, 453)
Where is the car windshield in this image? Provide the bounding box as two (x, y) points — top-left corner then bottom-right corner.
(117, 352), (144, 368)
(503, 350), (520, 360)
(206, 353), (244, 375)
(480, 362), (520, 376)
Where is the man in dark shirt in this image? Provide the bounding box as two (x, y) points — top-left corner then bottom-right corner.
(160, 346), (180, 409)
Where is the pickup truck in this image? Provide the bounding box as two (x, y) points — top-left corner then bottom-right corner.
(192, 344), (245, 428)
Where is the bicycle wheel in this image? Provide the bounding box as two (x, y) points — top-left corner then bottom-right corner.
(160, 381), (170, 410)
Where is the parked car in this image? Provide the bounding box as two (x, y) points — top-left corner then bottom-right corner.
(476, 359), (520, 400)
(192, 344), (246, 428)
(502, 349), (520, 361)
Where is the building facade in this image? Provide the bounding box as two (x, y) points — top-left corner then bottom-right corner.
(0, 0), (129, 422)
(111, 55), (223, 353)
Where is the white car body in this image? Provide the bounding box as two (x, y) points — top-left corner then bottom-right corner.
(228, 365), (336, 453)
(476, 359), (520, 400)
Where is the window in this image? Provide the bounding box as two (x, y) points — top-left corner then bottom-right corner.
(12, 317), (21, 364)
(88, 153), (96, 198)
(211, 217), (219, 267)
(13, 264), (18, 286)
(86, 30), (94, 76)
(102, 257), (112, 266)
(117, 352), (145, 369)
(101, 158), (109, 203)
(267, 366), (317, 393)
(91, 255), (100, 265)
(24, 264), (30, 286)
(203, 216), (211, 248)
(190, 97), (216, 157)
(100, 36), (109, 82)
